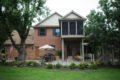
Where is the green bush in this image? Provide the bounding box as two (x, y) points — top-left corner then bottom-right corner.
(79, 62), (89, 69)
(8, 61), (22, 66)
(90, 61), (94, 64)
(64, 65), (68, 68)
(26, 61), (39, 66)
(100, 62), (104, 66)
(1, 59), (6, 64)
(47, 63), (53, 69)
(56, 63), (62, 68)
(90, 63), (98, 69)
(56, 50), (62, 58)
(41, 61), (46, 65)
(15, 61), (22, 66)
(69, 63), (76, 69)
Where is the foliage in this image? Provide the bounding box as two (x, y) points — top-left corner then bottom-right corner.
(85, 0), (120, 64)
(0, 0), (49, 63)
(26, 61), (39, 66)
(79, 63), (89, 69)
(56, 50), (62, 58)
(56, 63), (62, 68)
(15, 61), (22, 66)
(47, 63), (53, 69)
(90, 63), (98, 69)
(41, 61), (46, 65)
(69, 63), (77, 69)
(64, 65), (68, 68)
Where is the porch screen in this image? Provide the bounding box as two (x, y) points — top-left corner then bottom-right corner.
(70, 21), (76, 35)
(77, 21), (83, 34)
(62, 22), (68, 35)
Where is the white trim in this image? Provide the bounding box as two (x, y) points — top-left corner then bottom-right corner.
(61, 35), (84, 38)
(62, 38), (64, 61)
(68, 21), (70, 35)
(76, 21), (77, 35)
(61, 21), (62, 37)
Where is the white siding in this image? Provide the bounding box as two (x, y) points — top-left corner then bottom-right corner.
(66, 13), (80, 19)
(38, 14), (62, 27)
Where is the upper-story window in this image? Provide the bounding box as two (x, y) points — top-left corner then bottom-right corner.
(53, 28), (60, 36)
(38, 28), (46, 36)
(70, 21), (76, 35)
(62, 22), (68, 35)
(62, 21), (83, 35)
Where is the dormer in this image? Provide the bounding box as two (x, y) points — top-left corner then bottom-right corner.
(59, 11), (86, 38)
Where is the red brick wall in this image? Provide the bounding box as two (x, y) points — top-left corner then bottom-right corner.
(34, 27), (62, 59)
(6, 45), (35, 60)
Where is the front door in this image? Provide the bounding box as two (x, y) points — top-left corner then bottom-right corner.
(67, 44), (72, 56)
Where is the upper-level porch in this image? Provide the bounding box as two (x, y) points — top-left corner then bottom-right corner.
(59, 11), (86, 38)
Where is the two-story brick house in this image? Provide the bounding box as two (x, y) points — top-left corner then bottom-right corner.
(5, 11), (86, 61)
(34, 11), (86, 61)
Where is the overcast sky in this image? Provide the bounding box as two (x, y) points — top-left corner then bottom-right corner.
(33, 0), (99, 26)
(45, 0), (99, 17)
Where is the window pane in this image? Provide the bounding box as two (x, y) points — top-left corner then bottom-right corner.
(38, 28), (46, 36)
(53, 28), (60, 36)
(62, 22), (68, 35)
(70, 21), (76, 35)
(77, 21), (83, 34)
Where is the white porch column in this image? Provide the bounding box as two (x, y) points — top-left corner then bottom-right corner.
(82, 39), (84, 62)
(62, 38), (64, 61)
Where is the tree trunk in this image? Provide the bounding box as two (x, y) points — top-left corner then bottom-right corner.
(18, 42), (26, 64)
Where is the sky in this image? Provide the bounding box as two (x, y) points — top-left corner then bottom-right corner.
(45, 0), (99, 17)
(33, 0), (99, 26)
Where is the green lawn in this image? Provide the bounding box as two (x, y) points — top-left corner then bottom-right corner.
(0, 66), (120, 80)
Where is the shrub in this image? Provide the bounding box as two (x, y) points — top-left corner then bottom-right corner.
(90, 61), (94, 64)
(15, 61), (22, 66)
(47, 63), (53, 69)
(56, 63), (62, 68)
(69, 63), (76, 69)
(41, 61), (46, 65)
(56, 50), (62, 58)
(96, 62), (101, 67)
(100, 62), (104, 66)
(64, 65), (68, 68)
(1, 59), (6, 64)
(14, 57), (18, 61)
(90, 63), (98, 69)
(79, 62), (89, 69)
(26, 61), (39, 66)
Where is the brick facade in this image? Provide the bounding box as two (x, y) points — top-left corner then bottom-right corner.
(34, 27), (62, 59)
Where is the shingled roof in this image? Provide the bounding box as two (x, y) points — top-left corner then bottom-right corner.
(5, 29), (34, 45)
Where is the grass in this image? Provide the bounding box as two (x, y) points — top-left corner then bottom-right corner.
(0, 66), (120, 80)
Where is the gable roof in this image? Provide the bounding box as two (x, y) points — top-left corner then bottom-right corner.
(60, 10), (86, 21)
(34, 12), (62, 28)
(5, 29), (34, 45)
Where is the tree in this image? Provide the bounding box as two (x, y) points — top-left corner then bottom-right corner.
(0, 0), (47, 64)
(85, 0), (120, 64)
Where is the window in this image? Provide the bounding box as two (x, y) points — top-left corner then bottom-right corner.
(77, 21), (83, 34)
(38, 28), (46, 36)
(53, 28), (60, 36)
(62, 22), (68, 35)
(70, 21), (76, 35)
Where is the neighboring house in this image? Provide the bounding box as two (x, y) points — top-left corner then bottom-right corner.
(5, 11), (87, 61)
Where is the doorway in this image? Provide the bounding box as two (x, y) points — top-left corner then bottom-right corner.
(67, 44), (72, 57)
